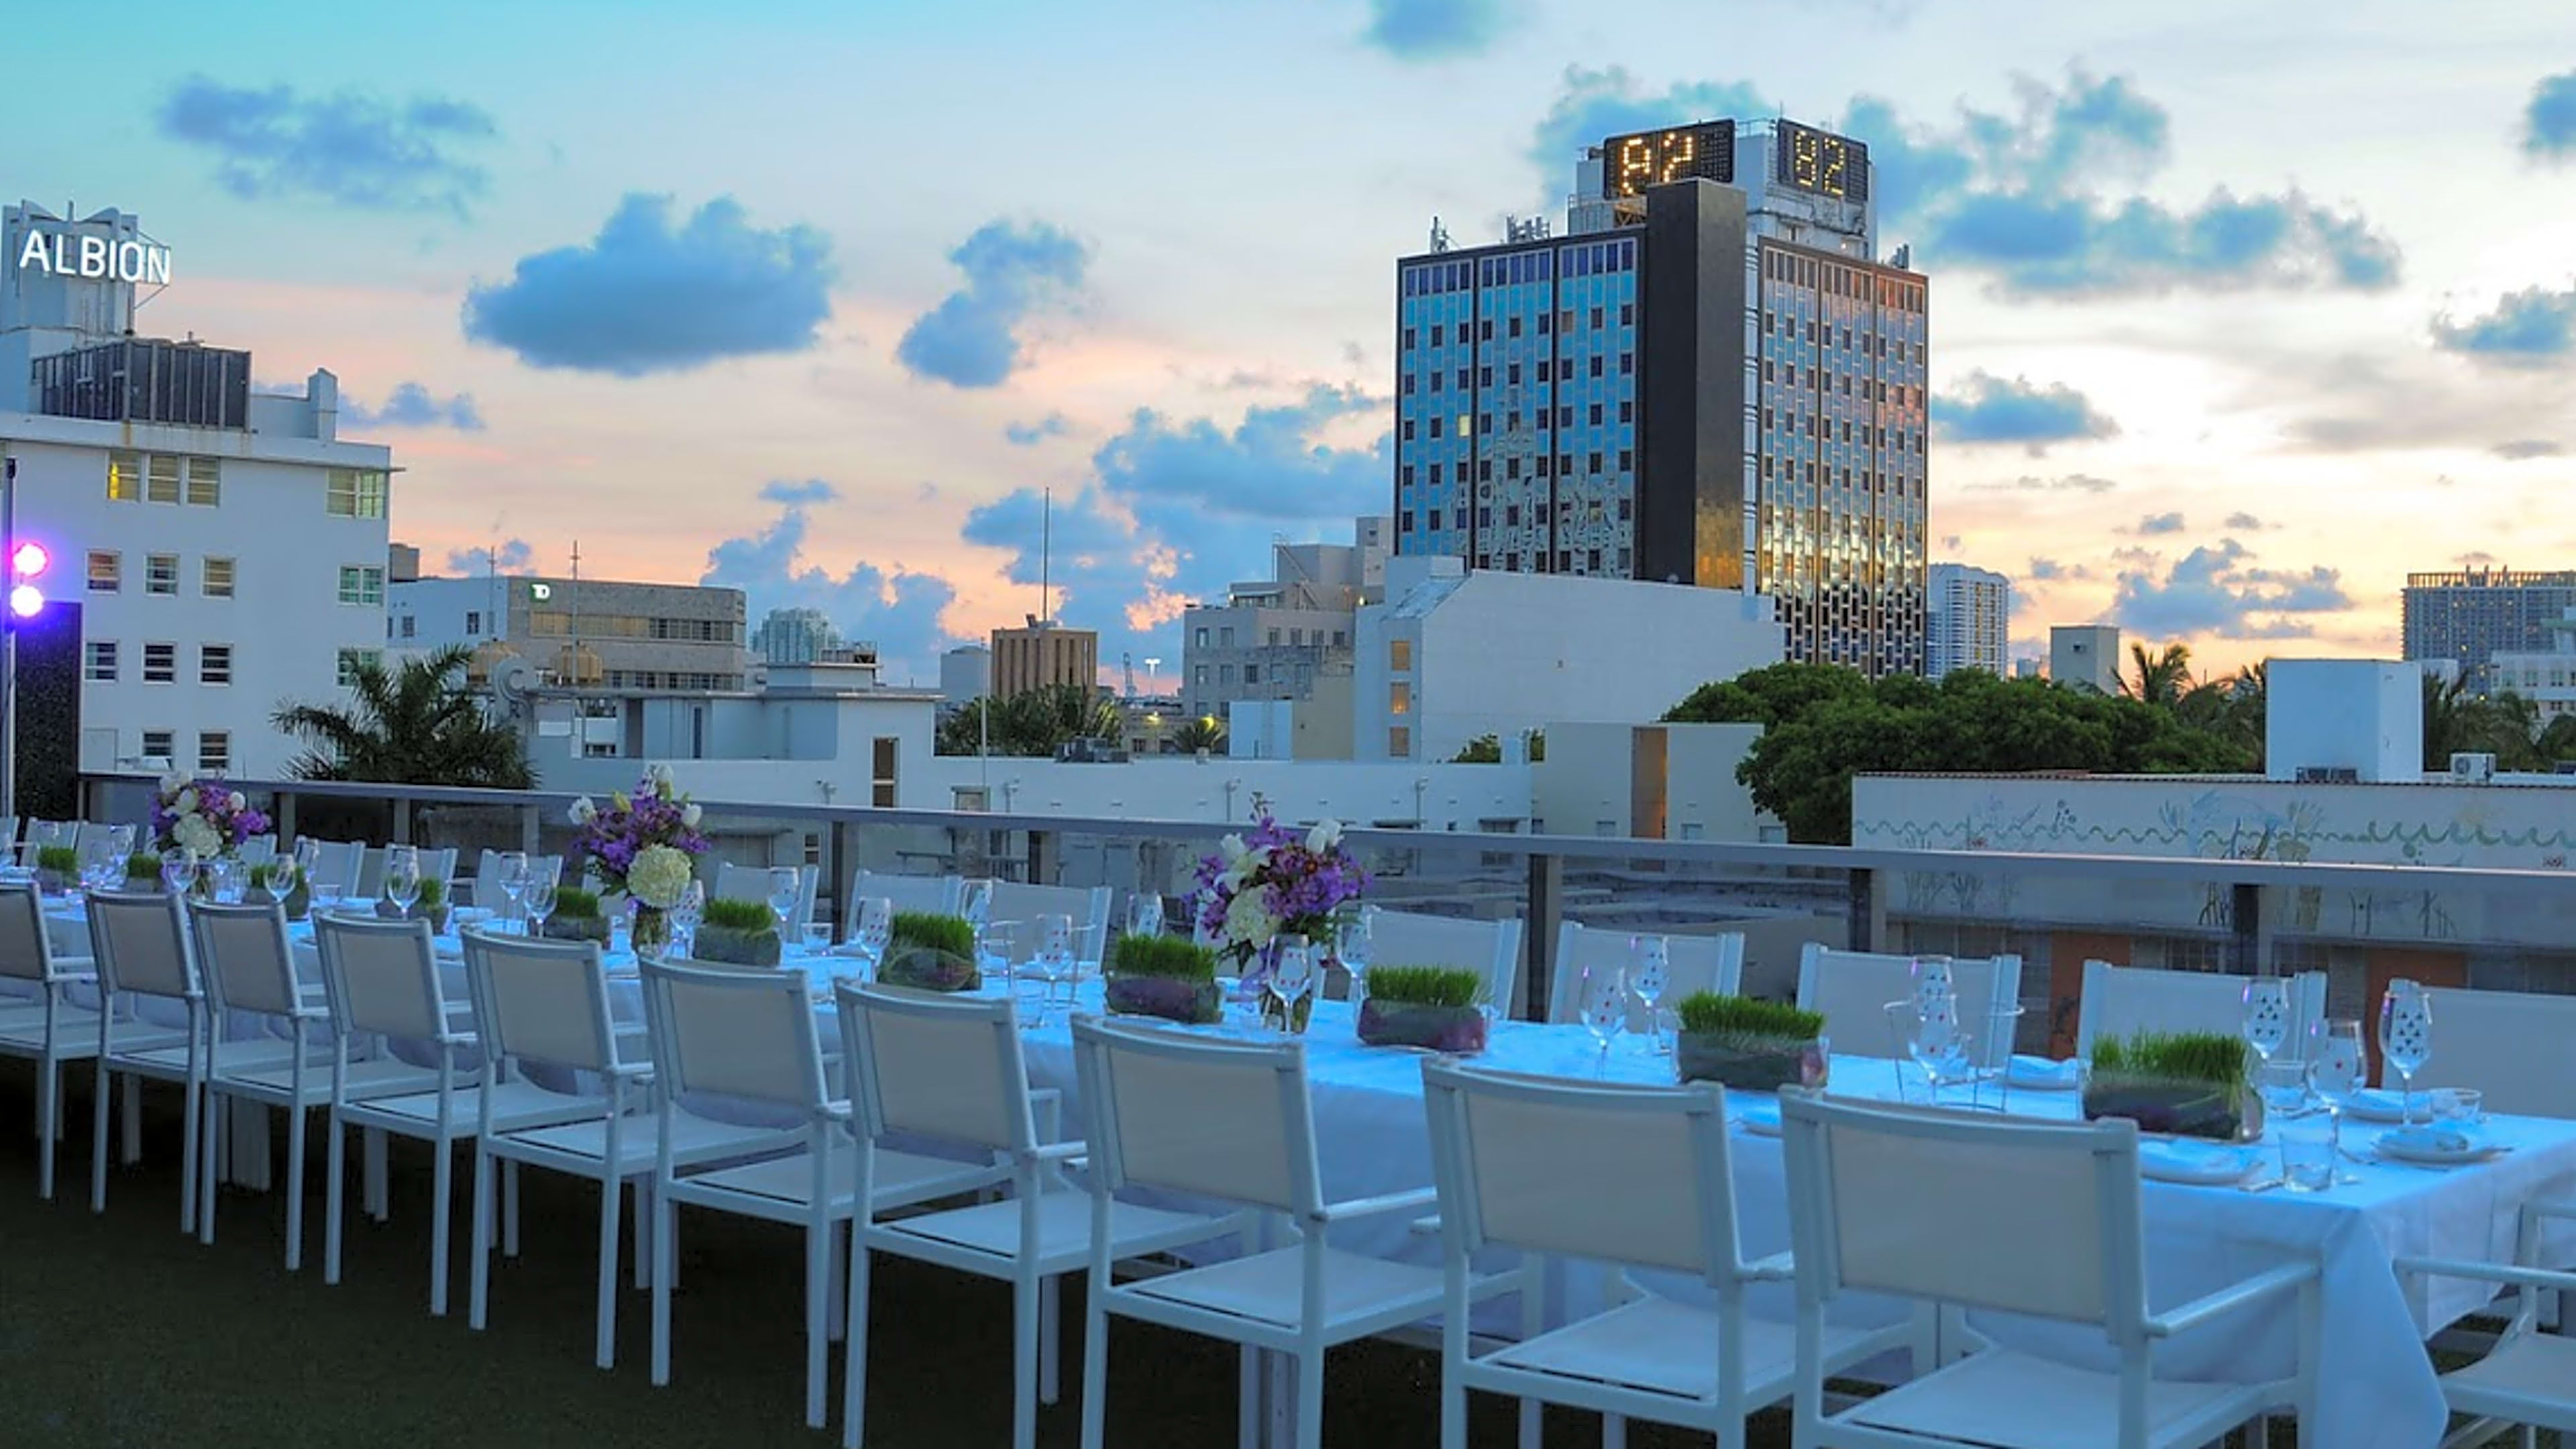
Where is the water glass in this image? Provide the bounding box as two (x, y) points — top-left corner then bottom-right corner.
(311, 880), (345, 917)
(495, 851), (530, 932)
(2378, 980), (2432, 1123)
(207, 856), (246, 904)
(1578, 966), (1626, 1069)
(1628, 935), (1671, 1054)
(2277, 1110), (2336, 1193)
(961, 879), (994, 930)
(1033, 914), (1077, 1024)
(2241, 977), (2292, 1063)
(1269, 934), (1318, 1035)
(2430, 1087), (2484, 1124)
(977, 918), (1020, 994)
(162, 849), (200, 896)
(293, 837), (323, 882)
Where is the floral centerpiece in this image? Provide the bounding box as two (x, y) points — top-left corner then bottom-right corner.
(152, 774), (270, 863)
(568, 766), (709, 955)
(1192, 810), (1365, 1031)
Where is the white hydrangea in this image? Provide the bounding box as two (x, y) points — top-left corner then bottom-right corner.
(627, 844), (694, 909)
(173, 814), (221, 859)
(1222, 888), (1277, 950)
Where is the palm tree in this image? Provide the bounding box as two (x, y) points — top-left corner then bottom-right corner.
(1173, 715), (1226, 754)
(932, 684), (1123, 757)
(272, 645), (535, 788)
(2123, 641), (2194, 708)
(2421, 673), (2543, 772)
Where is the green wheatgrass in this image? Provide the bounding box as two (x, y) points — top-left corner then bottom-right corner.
(1362, 965), (1483, 1008)
(1672, 991), (1825, 1040)
(1104, 933), (1219, 981)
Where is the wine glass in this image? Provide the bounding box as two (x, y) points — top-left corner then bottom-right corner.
(1033, 913), (1077, 1026)
(1628, 935), (1672, 1055)
(962, 879), (994, 930)
(1127, 892), (1164, 941)
(1578, 966), (1627, 1073)
(2307, 1018), (2367, 1181)
(1886, 997), (1975, 1104)
(2241, 977), (2292, 1065)
(523, 859), (560, 939)
(2378, 980), (2433, 1125)
(495, 851), (530, 934)
(263, 853), (301, 907)
(1336, 910), (1375, 1004)
(382, 847), (422, 916)
(851, 896), (894, 977)
(672, 878), (706, 959)
(1269, 934), (1318, 1036)
(161, 848), (200, 896)
(1909, 955), (1956, 1013)
(977, 918), (1020, 997)
(765, 867), (804, 940)
(293, 837), (323, 881)
(79, 841), (119, 897)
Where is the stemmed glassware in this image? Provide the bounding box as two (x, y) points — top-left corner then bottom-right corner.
(161, 848), (200, 897)
(2307, 1018), (2367, 1181)
(1033, 913), (1077, 1026)
(1268, 934), (1318, 1037)
(79, 841), (120, 898)
(1629, 935), (1672, 1055)
(851, 896), (894, 977)
(1578, 966), (1627, 1073)
(1886, 996), (1976, 1104)
(1336, 910), (1375, 1005)
(382, 846), (422, 917)
(495, 851), (530, 934)
(524, 859), (560, 940)
(671, 879), (706, 961)
(765, 867), (803, 941)
(2378, 980), (2433, 1124)
(2242, 977), (2292, 1065)
(1127, 892), (1164, 940)
(263, 853), (301, 910)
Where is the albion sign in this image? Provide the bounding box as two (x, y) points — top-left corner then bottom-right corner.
(14, 229), (172, 284)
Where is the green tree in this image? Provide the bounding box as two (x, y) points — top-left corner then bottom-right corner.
(1450, 731), (1546, 763)
(2123, 641), (2194, 707)
(1173, 714), (1227, 754)
(2536, 712), (2576, 767)
(271, 645), (535, 789)
(934, 684), (1124, 757)
(2421, 674), (2542, 771)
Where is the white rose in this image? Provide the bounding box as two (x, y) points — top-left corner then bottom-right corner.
(569, 797), (597, 824)
(1305, 821), (1341, 854)
(681, 804), (702, 828)
(176, 788), (199, 814)
(647, 764), (675, 789)
(1223, 889), (1277, 949)
(1219, 833), (1248, 863)
(160, 771), (185, 794)
(227, 792), (248, 812)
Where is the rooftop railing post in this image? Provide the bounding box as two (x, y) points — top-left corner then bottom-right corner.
(275, 790), (297, 847)
(1522, 850), (1560, 1022)
(392, 795), (413, 848)
(518, 801), (539, 856)
(2231, 881), (2266, 977)
(1845, 866), (1882, 954)
(1026, 827), (1057, 886)
(828, 816), (853, 942)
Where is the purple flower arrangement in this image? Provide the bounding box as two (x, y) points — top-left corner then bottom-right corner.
(1192, 810), (1366, 971)
(152, 774), (270, 859)
(568, 766), (709, 898)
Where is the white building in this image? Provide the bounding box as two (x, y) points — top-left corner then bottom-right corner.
(1354, 557), (1783, 763)
(1927, 564), (2009, 678)
(2485, 606), (2576, 721)
(2049, 623), (2121, 694)
(938, 643), (991, 704)
(2, 201), (394, 779)
(1181, 517), (1389, 724)
(751, 606), (841, 665)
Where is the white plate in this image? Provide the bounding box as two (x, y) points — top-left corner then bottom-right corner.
(1735, 1103), (1782, 1137)
(2339, 1089), (2411, 1123)
(2139, 1142), (2263, 1185)
(2374, 1131), (2509, 1166)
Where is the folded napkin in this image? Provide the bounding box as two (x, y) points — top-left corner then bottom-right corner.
(2139, 1140), (2257, 1175)
(1735, 1100), (1782, 1134)
(2007, 1053), (2082, 1087)
(2381, 1124), (2479, 1155)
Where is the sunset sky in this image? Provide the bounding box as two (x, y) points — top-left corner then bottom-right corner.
(11, 0), (2573, 686)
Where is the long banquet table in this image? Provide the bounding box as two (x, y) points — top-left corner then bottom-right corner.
(42, 902), (2576, 1449)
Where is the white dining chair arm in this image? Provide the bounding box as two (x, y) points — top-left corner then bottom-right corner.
(2394, 1255), (2576, 1296)
(1407, 1214), (1443, 1236)
(2143, 1261), (2316, 1338)
(1031, 1139), (1089, 1165)
(1739, 1248), (1798, 1283)
(1313, 1184), (1440, 1225)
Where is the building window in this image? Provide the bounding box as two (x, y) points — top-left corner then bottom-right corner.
(1389, 726), (1411, 757)
(1220, 665), (1236, 686)
(1389, 638), (1412, 672)
(336, 648), (382, 686)
(199, 643), (233, 686)
(871, 737), (898, 808)
(107, 453), (143, 501)
(202, 557), (235, 598)
(1332, 631), (1347, 647)
(146, 553), (179, 596)
(142, 729), (174, 764)
(197, 731), (230, 774)
(1244, 665), (1260, 685)
(186, 457), (221, 506)
(1193, 626), (1209, 647)
(465, 610), (482, 636)
(146, 455), (182, 504)
(337, 566), (385, 606)
(327, 469), (390, 518)
(1389, 682), (1411, 716)
(1219, 626), (1235, 646)
(1193, 665), (1210, 686)
(84, 641), (117, 682)
(400, 615), (417, 639)
(87, 551), (120, 592)
(142, 642), (176, 684)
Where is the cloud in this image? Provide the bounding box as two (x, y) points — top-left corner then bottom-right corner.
(1360, 0), (1524, 59)
(343, 382), (484, 431)
(443, 539), (532, 574)
(2222, 511), (2269, 531)
(2457, 551), (2500, 566)
(2128, 511), (2186, 536)
(462, 195), (836, 376)
(2525, 71), (2576, 158)
(2109, 539), (2353, 639)
(2494, 439), (2564, 460)
(699, 489), (961, 684)
(1004, 413), (1071, 446)
(1968, 472), (2116, 493)
(1527, 66), (1772, 184)
(2430, 284), (2576, 368)
(1933, 372), (2119, 453)
(895, 219), (1091, 388)
(2026, 557), (2092, 582)
(156, 76), (497, 215)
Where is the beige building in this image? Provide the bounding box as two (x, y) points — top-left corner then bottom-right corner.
(991, 617), (1097, 696)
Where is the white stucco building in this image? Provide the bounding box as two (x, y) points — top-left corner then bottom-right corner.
(2049, 623), (2121, 694)
(1353, 557), (1783, 763)
(2486, 606), (2576, 721)
(1927, 563), (2010, 678)
(3, 201), (394, 779)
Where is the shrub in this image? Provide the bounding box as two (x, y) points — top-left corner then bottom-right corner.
(1363, 965), (1482, 1008)
(35, 846), (78, 874)
(126, 852), (162, 877)
(553, 885), (603, 918)
(1105, 933), (1218, 981)
(1673, 992), (1824, 1040)
(417, 877), (446, 909)
(2089, 1030), (2246, 1084)
(702, 897), (776, 932)
(890, 912), (975, 958)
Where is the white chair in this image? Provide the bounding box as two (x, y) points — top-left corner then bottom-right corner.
(989, 881), (1112, 965)
(237, 835), (279, 867)
(1421, 1060), (1879, 1449)
(0, 881), (143, 1200)
(462, 929), (799, 1368)
(712, 861), (819, 934)
(1548, 923), (1743, 1027)
(2398, 1200), (2576, 1440)
(1778, 1092), (2317, 1449)
(1368, 908), (1525, 1015)
(469, 849), (566, 914)
(634, 965), (989, 1432)
(2072, 961), (2327, 1063)
(840, 986), (1211, 1449)
(2375, 985), (2576, 1118)
(849, 869), (964, 922)
(189, 900), (448, 1268)
(1071, 1016), (1450, 1449)
(74, 821), (136, 859)
(299, 839), (366, 899)
(1796, 944), (2022, 1068)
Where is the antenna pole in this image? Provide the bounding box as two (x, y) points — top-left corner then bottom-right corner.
(1040, 486), (1053, 625)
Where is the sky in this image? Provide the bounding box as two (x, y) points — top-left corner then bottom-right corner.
(10, 0), (2574, 688)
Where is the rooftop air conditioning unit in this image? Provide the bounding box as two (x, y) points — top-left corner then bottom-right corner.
(2292, 766), (2360, 785)
(2449, 752), (2498, 784)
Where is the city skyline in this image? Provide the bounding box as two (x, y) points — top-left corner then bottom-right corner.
(7, 1), (2571, 686)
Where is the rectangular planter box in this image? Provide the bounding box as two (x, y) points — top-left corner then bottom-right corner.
(252, 883), (310, 920)
(1676, 1032), (1829, 1093)
(123, 875), (166, 894)
(693, 924), (782, 967)
(1356, 998), (1487, 1054)
(543, 915), (611, 944)
(2081, 1074), (2256, 1142)
(879, 947), (981, 994)
(376, 900), (452, 934)
(1105, 973), (1224, 1025)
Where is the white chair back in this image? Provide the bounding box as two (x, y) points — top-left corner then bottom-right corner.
(0, 880), (65, 984)
(315, 914), (451, 1043)
(74, 822), (132, 858)
(89, 891), (199, 1002)
(1796, 945), (2022, 1067)
(1548, 923), (1742, 1026)
(21, 818), (71, 855)
(417, 847), (459, 893)
(237, 835), (279, 867)
(1070, 1016), (1318, 1218)
(713, 861), (819, 934)
(2394, 985), (2576, 1118)
(1780, 1092), (2145, 1330)
(836, 984), (1034, 1155)
(187, 900), (305, 1018)
(850, 869), (964, 921)
(1424, 1061), (1739, 1281)
(300, 839), (366, 895)
(641, 959), (828, 1110)
(2074, 961), (2326, 1063)
(989, 881), (1111, 963)
(471, 849), (566, 910)
(1369, 908), (1523, 1014)
(462, 929), (621, 1075)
